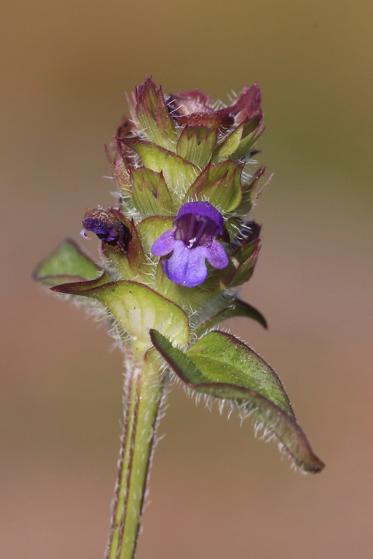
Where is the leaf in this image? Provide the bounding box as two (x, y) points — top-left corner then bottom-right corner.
(194, 297), (267, 336)
(131, 140), (199, 202)
(33, 239), (103, 286)
(130, 168), (174, 216)
(54, 280), (189, 348)
(150, 330), (324, 474)
(176, 126), (217, 168)
(187, 331), (293, 413)
(184, 161), (242, 212)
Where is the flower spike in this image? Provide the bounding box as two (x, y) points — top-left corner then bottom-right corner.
(34, 77), (324, 559)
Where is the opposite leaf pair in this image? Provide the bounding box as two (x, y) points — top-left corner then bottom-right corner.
(34, 237), (323, 474)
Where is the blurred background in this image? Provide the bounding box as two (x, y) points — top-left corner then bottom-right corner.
(2, 0), (373, 557)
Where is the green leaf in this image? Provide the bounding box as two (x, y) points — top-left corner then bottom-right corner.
(137, 216), (173, 254)
(130, 168), (174, 216)
(54, 280), (189, 348)
(150, 330), (324, 474)
(194, 297), (267, 336)
(184, 161), (242, 212)
(176, 127), (217, 169)
(33, 239), (103, 286)
(187, 331), (293, 413)
(131, 140), (199, 202)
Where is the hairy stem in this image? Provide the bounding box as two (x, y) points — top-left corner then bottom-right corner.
(105, 351), (165, 559)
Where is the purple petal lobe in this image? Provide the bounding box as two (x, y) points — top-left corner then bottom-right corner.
(206, 240), (229, 269)
(176, 201), (224, 235)
(151, 229), (176, 257)
(164, 241), (208, 288)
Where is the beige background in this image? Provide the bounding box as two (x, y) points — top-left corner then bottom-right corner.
(2, 1), (373, 557)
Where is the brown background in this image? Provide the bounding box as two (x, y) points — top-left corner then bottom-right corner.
(2, 1), (373, 557)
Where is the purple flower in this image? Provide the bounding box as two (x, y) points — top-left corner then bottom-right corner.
(81, 208), (132, 252)
(151, 202), (229, 288)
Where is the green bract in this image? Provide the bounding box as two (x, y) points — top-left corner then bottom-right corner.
(131, 140), (199, 202)
(185, 160), (242, 212)
(34, 77), (323, 474)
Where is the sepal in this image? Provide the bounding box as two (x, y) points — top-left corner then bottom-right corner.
(213, 121), (263, 163)
(150, 330), (324, 474)
(176, 126), (217, 168)
(130, 140), (199, 201)
(112, 118), (140, 192)
(185, 161), (242, 212)
(212, 124), (245, 163)
(223, 222), (261, 287)
(130, 168), (174, 216)
(236, 167), (266, 216)
(232, 120), (264, 161)
(135, 78), (177, 150)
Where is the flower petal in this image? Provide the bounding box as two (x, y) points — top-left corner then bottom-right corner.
(176, 201), (224, 235)
(164, 241), (208, 288)
(151, 229), (176, 257)
(206, 240), (229, 269)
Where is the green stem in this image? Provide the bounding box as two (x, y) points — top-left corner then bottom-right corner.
(105, 350), (165, 559)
